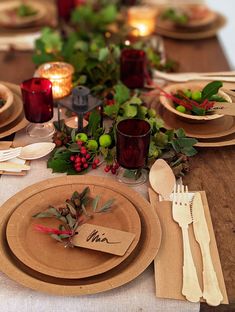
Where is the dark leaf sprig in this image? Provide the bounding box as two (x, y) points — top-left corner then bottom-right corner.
(33, 188), (115, 247)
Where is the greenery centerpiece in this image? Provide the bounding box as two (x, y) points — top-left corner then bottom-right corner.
(32, 1), (197, 177)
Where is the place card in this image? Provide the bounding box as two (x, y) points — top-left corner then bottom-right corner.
(210, 102), (235, 116)
(72, 224), (136, 256)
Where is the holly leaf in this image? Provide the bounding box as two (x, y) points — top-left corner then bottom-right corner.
(98, 47), (109, 61)
(201, 81), (223, 101)
(174, 128), (186, 138)
(99, 4), (117, 24)
(114, 84), (130, 105)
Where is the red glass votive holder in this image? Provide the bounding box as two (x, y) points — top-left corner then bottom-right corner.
(21, 78), (54, 138)
(56, 0), (76, 22)
(120, 49), (146, 89)
(116, 119), (151, 170)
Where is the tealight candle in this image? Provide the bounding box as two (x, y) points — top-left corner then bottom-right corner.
(64, 116), (88, 129)
(37, 62), (74, 99)
(127, 6), (158, 37)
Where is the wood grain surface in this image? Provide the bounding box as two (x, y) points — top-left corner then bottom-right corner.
(0, 36), (234, 310)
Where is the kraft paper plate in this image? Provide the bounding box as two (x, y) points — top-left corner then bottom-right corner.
(0, 92), (23, 129)
(0, 1), (46, 29)
(6, 184), (141, 279)
(156, 14), (226, 40)
(157, 104), (235, 139)
(0, 176), (162, 296)
(0, 81), (28, 139)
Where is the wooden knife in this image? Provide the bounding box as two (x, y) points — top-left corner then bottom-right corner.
(191, 193), (223, 306)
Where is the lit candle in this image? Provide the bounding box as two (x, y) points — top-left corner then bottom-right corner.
(64, 116), (88, 129)
(37, 62), (74, 99)
(128, 6), (158, 37)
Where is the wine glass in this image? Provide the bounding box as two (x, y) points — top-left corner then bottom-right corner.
(21, 78), (55, 138)
(116, 119), (151, 185)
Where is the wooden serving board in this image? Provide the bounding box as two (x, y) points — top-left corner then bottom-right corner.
(148, 189), (228, 304)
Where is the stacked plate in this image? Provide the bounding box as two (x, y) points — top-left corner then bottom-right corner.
(0, 176), (162, 295)
(156, 4), (226, 40)
(0, 0), (57, 35)
(0, 81), (28, 139)
(158, 103), (235, 147)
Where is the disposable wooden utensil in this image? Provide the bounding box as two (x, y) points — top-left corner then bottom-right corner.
(172, 184), (202, 302)
(19, 142), (56, 160)
(153, 71), (235, 83)
(149, 159), (176, 200)
(0, 162), (30, 171)
(191, 193), (223, 306)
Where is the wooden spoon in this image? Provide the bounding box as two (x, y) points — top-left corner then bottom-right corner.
(149, 159), (176, 200)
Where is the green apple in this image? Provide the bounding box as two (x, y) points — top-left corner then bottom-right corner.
(176, 105), (186, 113)
(75, 133), (88, 143)
(86, 139), (98, 151)
(99, 134), (112, 148)
(191, 90), (202, 102)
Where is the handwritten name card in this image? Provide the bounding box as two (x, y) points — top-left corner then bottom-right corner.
(72, 224), (136, 256)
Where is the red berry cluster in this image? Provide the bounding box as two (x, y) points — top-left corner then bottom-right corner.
(70, 141), (100, 172)
(104, 162), (119, 175)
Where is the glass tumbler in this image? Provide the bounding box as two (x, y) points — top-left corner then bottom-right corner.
(21, 78), (54, 138)
(116, 118), (151, 185)
(120, 49), (146, 89)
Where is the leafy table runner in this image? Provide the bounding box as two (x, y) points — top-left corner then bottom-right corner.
(0, 151), (199, 312)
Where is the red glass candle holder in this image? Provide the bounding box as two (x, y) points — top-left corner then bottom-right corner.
(120, 49), (146, 89)
(21, 78), (54, 138)
(116, 118), (151, 184)
(56, 0), (75, 22)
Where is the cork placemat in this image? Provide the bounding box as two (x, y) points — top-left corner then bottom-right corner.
(148, 188), (228, 304)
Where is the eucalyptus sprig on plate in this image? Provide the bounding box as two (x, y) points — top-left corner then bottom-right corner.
(33, 187), (115, 247)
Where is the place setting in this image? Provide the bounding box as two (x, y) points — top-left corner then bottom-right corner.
(155, 3), (227, 40)
(0, 0), (234, 311)
(0, 0), (57, 51)
(144, 78), (235, 147)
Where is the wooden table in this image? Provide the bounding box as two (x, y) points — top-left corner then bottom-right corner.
(0, 37), (234, 312)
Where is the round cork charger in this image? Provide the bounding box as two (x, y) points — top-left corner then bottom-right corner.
(6, 182), (141, 279)
(0, 176), (161, 296)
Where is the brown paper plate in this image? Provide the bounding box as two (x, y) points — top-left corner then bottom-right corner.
(0, 92), (23, 129)
(0, 1), (46, 29)
(157, 9), (218, 31)
(0, 81), (28, 139)
(0, 1), (57, 35)
(157, 103), (235, 139)
(6, 185), (141, 279)
(0, 176), (161, 295)
(195, 132), (235, 147)
(156, 13), (226, 40)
